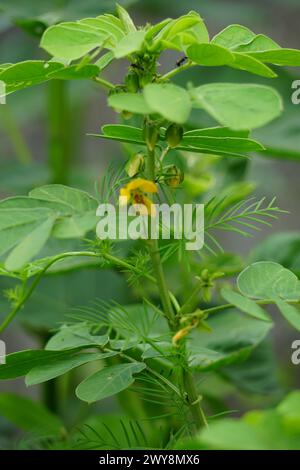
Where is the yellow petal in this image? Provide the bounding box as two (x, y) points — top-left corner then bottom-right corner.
(127, 178), (157, 193)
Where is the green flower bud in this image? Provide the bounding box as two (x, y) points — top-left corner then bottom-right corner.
(125, 71), (139, 93)
(165, 123), (184, 148)
(125, 152), (145, 177)
(143, 122), (159, 151)
(163, 164), (184, 188)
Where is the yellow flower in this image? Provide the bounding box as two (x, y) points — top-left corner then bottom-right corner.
(119, 178), (157, 216)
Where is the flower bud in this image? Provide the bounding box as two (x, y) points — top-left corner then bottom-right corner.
(143, 122), (159, 151)
(165, 123), (183, 148)
(125, 71), (139, 93)
(163, 164), (184, 188)
(125, 152), (145, 177)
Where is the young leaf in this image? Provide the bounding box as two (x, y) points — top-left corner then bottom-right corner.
(26, 351), (117, 385)
(116, 3), (136, 33)
(143, 83), (192, 124)
(75, 362), (146, 403)
(237, 262), (300, 301)
(114, 30), (145, 58)
(0, 393), (63, 435)
(191, 83), (283, 130)
(187, 43), (235, 66)
(221, 288), (271, 322)
(45, 323), (109, 351)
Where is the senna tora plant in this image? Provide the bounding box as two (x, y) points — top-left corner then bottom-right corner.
(1, 4), (300, 450)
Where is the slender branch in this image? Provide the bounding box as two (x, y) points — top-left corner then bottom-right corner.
(93, 76), (115, 90)
(161, 61), (194, 81)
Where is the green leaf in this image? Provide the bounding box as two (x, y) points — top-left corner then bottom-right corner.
(26, 350), (117, 385)
(47, 63), (100, 80)
(191, 83), (283, 130)
(75, 362), (146, 403)
(237, 261), (300, 301)
(114, 30), (145, 58)
(187, 43), (234, 66)
(212, 24), (256, 50)
(101, 124), (144, 144)
(29, 184), (98, 238)
(46, 323), (108, 351)
(116, 3), (136, 33)
(275, 300), (300, 332)
(184, 127), (250, 138)
(108, 92), (153, 115)
(4, 216), (55, 271)
(188, 309), (272, 371)
(40, 21), (108, 60)
(0, 393), (63, 435)
(0, 349), (84, 379)
(0, 197), (57, 257)
(181, 135), (264, 153)
(144, 83), (192, 124)
(221, 288), (271, 322)
(231, 52), (277, 78)
(0, 61), (63, 94)
(154, 12), (209, 50)
(246, 49), (300, 66)
(235, 34), (280, 52)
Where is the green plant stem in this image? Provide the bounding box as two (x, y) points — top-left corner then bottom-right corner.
(146, 148), (176, 327)
(0, 105), (32, 164)
(48, 80), (70, 184)
(145, 144), (207, 430)
(161, 62), (194, 81)
(183, 370), (208, 429)
(93, 76), (115, 90)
